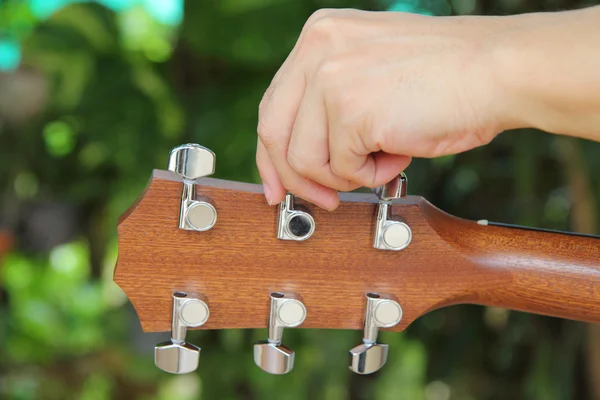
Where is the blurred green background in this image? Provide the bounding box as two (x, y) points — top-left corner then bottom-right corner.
(1, 0), (599, 399)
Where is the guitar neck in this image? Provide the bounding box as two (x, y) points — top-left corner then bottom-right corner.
(114, 143), (600, 378)
(115, 143), (600, 377)
(116, 171), (600, 333)
(432, 213), (600, 323)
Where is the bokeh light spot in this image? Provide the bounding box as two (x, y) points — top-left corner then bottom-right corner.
(1, 255), (34, 291)
(13, 171), (39, 199)
(425, 381), (452, 400)
(43, 120), (77, 157)
(0, 39), (21, 71)
(49, 241), (89, 281)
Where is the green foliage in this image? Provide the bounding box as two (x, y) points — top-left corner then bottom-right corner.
(1, 0), (600, 399)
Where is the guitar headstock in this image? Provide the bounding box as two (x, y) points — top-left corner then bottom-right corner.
(115, 144), (497, 375)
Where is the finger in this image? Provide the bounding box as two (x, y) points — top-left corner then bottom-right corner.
(287, 83), (361, 192)
(372, 152), (412, 186)
(329, 123), (412, 187)
(256, 60), (298, 206)
(257, 36), (307, 205)
(256, 138), (286, 205)
(258, 70), (340, 210)
(257, 22), (306, 123)
(258, 58), (293, 120)
(263, 132), (340, 210)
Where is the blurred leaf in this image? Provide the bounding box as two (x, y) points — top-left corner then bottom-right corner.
(43, 120), (77, 157)
(2, 253), (35, 292)
(79, 373), (113, 400)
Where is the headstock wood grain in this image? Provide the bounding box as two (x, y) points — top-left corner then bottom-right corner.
(114, 144), (600, 374)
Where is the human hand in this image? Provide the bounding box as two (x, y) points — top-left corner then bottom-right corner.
(256, 9), (521, 210)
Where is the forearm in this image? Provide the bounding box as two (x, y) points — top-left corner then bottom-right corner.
(495, 6), (600, 141)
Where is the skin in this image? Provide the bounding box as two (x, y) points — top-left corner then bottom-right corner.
(256, 6), (600, 210)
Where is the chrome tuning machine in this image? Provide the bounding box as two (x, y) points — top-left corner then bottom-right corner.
(254, 292), (307, 374)
(349, 293), (403, 375)
(154, 292), (210, 374)
(373, 173), (412, 250)
(277, 193), (315, 241)
(168, 144), (217, 231)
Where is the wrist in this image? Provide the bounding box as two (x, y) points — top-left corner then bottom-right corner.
(485, 12), (555, 133)
(489, 7), (600, 137)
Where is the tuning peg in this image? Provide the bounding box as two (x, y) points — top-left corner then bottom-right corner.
(373, 173), (412, 251)
(277, 193), (315, 241)
(349, 293), (403, 375)
(254, 292), (307, 374)
(168, 144), (217, 231)
(154, 292), (209, 374)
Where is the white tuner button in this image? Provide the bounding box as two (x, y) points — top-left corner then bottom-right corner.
(277, 299), (307, 327)
(186, 202), (217, 231)
(180, 299), (210, 327)
(373, 299), (403, 328)
(382, 222), (412, 250)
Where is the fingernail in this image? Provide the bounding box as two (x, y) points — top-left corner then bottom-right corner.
(263, 183), (273, 205)
(324, 201), (339, 212)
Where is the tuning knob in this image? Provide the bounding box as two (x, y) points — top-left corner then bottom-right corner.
(168, 144), (217, 231)
(154, 292), (210, 374)
(373, 173), (412, 251)
(254, 292), (307, 374)
(277, 193), (315, 241)
(349, 293), (403, 375)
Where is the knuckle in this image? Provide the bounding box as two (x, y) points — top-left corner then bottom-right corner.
(315, 58), (345, 82)
(336, 179), (358, 192)
(363, 173), (378, 188)
(256, 121), (275, 146)
(371, 125), (391, 153)
(306, 8), (336, 26)
(329, 159), (350, 180)
(281, 181), (298, 195)
(322, 81), (360, 119)
(258, 86), (275, 120)
(302, 9), (340, 46)
(333, 90), (357, 115)
(257, 93), (267, 117)
(356, 174), (376, 188)
(287, 150), (309, 175)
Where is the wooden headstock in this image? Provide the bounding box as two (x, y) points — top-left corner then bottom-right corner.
(115, 155), (600, 335)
